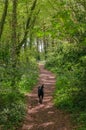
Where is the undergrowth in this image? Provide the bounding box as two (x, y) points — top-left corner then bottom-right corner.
(45, 43), (86, 130)
(0, 49), (39, 130)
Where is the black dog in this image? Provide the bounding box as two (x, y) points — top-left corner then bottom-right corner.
(38, 84), (44, 104)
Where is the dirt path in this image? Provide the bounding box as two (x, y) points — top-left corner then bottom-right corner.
(20, 64), (72, 130)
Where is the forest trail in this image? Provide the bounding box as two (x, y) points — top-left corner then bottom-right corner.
(20, 64), (72, 130)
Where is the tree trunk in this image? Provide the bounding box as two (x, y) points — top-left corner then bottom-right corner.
(37, 38), (40, 61)
(11, 0), (18, 87)
(0, 0), (8, 40)
(43, 37), (47, 60)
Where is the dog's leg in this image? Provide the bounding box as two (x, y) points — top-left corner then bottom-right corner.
(39, 96), (42, 104)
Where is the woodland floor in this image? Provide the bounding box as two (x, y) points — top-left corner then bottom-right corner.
(19, 64), (73, 130)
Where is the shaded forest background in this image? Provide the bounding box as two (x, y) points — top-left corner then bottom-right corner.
(0, 0), (86, 130)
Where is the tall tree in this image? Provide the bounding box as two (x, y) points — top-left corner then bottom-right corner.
(36, 37), (40, 60)
(11, 0), (18, 86)
(17, 0), (38, 53)
(0, 0), (8, 39)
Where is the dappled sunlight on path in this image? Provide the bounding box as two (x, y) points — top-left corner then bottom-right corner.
(19, 64), (72, 130)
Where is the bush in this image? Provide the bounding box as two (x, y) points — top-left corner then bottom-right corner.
(0, 92), (26, 130)
(45, 42), (86, 130)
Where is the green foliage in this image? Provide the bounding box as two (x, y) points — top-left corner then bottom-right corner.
(45, 42), (86, 130)
(0, 45), (38, 130)
(0, 0), (86, 129)
(18, 48), (39, 93)
(0, 48), (38, 129)
(0, 92), (26, 130)
(0, 0), (38, 129)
